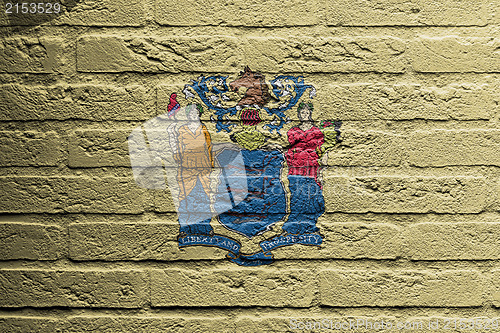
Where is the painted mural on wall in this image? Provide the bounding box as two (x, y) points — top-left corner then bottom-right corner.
(128, 67), (342, 266)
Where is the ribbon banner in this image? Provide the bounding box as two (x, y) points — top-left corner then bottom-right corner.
(179, 233), (323, 267)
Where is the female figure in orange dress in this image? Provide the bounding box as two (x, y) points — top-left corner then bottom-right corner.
(174, 103), (215, 236)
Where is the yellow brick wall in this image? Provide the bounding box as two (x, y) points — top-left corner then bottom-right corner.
(0, 0), (499, 331)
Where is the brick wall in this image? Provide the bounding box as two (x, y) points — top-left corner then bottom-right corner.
(1, 0), (499, 331)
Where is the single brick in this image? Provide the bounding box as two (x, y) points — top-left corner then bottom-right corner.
(0, 317), (62, 333)
(0, 176), (175, 214)
(155, 0), (321, 26)
(0, 223), (65, 260)
(323, 176), (490, 213)
(404, 223), (500, 260)
(410, 37), (500, 73)
(408, 130), (500, 167)
(68, 316), (232, 333)
(319, 270), (485, 307)
(0, 270), (147, 308)
(55, 0), (145, 26)
(69, 129), (132, 167)
(326, 0), (487, 26)
(245, 37), (406, 73)
(0, 84), (151, 121)
(326, 130), (405, 166)
(151, 269), (315, 307)
(0, 131), (63, 166)
(315, 83), (493, 120)
(493, 270), (500, 307)
(0, 37), (65, 73)
(274, 222), (401, 260)
(77, 35), (242, 73)
(69, 222), (226, 261)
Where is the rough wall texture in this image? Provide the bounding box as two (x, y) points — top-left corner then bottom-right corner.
(0, 0), (499, 332)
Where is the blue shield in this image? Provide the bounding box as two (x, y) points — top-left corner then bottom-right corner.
(215, 149), (286, 238)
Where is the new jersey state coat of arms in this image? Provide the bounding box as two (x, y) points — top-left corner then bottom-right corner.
(128, 67), (341, 266)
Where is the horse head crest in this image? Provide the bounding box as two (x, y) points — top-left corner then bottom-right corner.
(229, 66), (271, 107)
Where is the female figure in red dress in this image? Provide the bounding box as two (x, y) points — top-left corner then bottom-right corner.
(283, 102), (325, 235)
